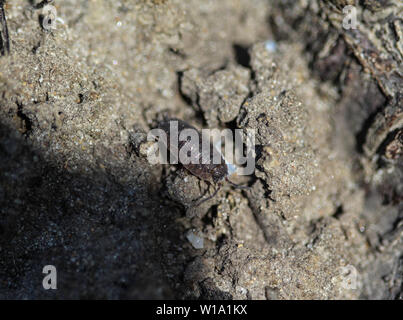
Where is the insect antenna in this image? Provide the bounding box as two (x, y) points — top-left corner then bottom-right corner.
(225, 177), (250, 189)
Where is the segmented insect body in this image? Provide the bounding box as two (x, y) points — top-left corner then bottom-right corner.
(158, 118), (228, 184)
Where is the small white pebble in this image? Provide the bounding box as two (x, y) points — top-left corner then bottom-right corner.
(265, 40), (277, 53)
(227, 163), (237, 175)
(186, 231), (204, 249)
(236, 286), (248, 295)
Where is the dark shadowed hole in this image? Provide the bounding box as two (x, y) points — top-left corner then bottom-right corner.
(332, 205), (344, 219)
(233, 44), (251, 69)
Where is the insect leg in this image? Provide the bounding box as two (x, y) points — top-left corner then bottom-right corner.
(0, 0), (10, 55)
(190, 183), (222, 208)
(190, 183), (210, 203)
(226, 177), (250, 189)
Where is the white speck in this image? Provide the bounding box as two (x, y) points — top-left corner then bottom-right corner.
(236, 286), (248, 295)
(56, 17), (65, 25)
(227, 163), (237, 175)
(162, 89), (172, 97)
(265, 40), (277, 53)
(116, 21), (122, 27)
(113, 60), (118, 65)
(186, 231), (204, 249)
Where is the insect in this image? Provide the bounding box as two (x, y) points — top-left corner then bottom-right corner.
(158, 118), (248, 208)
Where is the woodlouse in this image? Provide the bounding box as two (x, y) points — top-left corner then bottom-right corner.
(158, 118), (248, 208)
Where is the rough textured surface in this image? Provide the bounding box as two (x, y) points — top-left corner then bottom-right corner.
(0, 0), (402, 299)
